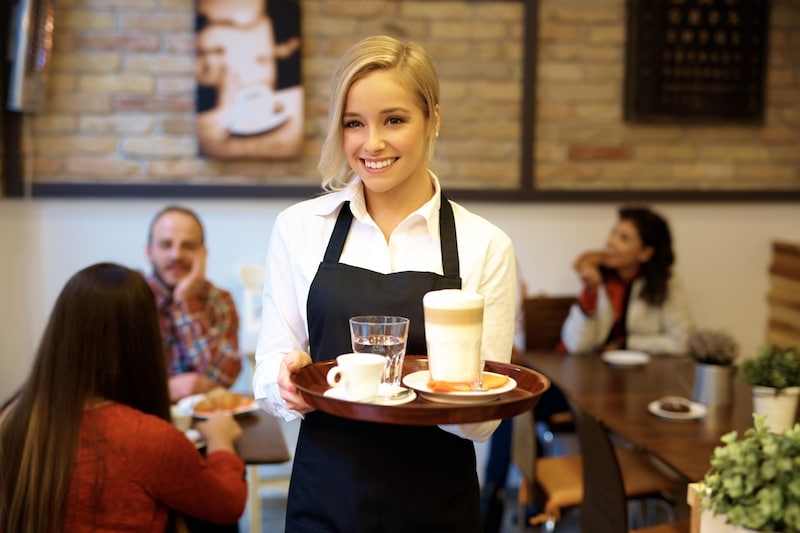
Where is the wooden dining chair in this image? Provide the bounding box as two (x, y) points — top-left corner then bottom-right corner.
(522, 294), (577, 451)
(522, 294), (575, 352)
(511, 409), (583, 532)
(570, 403), (690, 533)
(241, 351), (293, 533)
(512, 404), (687, 532)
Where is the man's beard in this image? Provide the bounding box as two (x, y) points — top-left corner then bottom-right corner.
(151, 261), (178, 292)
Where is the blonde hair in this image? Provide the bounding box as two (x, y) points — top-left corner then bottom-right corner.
(318, 35), (440, 191)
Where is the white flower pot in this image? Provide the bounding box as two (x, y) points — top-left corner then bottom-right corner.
(751, 385), (800, 433)
(700, 509), (760, 532)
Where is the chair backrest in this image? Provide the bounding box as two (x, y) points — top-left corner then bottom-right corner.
(523, 295), (575, 351)
(570, 402), (629, 533)
(511, 409), (537, 488)
(238, 263), (265, 332)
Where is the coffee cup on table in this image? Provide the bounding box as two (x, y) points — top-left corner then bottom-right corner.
(326, 352), (385, 401)
(170, 404), (193, 432)
(423, 289), (484, 387)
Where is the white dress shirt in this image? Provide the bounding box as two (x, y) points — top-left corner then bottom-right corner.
(252, 173), (517, 441)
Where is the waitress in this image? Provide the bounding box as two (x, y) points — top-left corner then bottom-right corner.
(253, 35), (516, 532)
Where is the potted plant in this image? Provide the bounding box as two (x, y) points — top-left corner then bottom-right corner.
(740, 345), (800, 434)
(689, 329), (739, 406)
(700, 414), (800, 532)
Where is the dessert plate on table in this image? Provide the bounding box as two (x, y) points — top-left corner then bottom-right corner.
(648, 396), (707, 420)
(602, 350), (651, 367)
(402, 370), (517, 405)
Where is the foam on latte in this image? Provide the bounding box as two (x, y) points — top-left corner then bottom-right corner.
(423, 289), (484, 383)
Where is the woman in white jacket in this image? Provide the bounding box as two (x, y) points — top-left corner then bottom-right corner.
(561, 206), (693, 355)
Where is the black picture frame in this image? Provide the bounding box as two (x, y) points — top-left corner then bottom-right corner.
(623, 0), (769, 124)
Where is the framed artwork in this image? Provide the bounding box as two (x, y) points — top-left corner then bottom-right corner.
(195, 0), (303, 159)
(624, 0), (768, 124)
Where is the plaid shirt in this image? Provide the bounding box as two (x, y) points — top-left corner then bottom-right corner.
(148, 275), (241, 387)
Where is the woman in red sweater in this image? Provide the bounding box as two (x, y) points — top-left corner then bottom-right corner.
(0, 263), (247, 532)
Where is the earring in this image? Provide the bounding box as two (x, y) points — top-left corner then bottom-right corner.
(435, 131), (439, 138)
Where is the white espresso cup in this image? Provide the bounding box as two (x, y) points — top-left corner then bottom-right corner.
(326, 352), (386, 401)
(423, 289), (485, 384)
(170, 404), (193, 432)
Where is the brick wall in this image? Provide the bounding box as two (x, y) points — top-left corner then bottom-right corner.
(22, 0), (800, 193)
(535, 0), (800, 191)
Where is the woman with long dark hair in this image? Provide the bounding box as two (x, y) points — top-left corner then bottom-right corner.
(561, 205), (693, 354)
(0, 263), (246, 532)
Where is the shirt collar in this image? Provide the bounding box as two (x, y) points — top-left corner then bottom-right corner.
(311, 172), (443, 240)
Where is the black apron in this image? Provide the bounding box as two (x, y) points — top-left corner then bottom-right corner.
(285, 195), (482, 533)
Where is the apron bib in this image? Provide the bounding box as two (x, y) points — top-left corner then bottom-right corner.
(285, 195), (481, 533)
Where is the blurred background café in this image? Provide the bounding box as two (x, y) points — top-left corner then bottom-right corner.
(1, 1), (798, 532)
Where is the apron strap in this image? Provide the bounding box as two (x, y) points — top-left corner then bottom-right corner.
(438, 193), (459, 279)
(323, 202), (354, 263)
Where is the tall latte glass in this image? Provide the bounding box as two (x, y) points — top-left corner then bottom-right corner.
(423, 289), (484, 386)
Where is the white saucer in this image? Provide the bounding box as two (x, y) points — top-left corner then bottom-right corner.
(402, 370), (517, 405)
(323, 385), (417, 406)
(648, 397), (707, 420)
(602, 350), (651, 367)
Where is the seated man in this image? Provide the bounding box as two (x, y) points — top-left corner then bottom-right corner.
(146, 205), (241, 402)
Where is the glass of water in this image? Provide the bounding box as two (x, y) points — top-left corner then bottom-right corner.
(349, 315), (410, 394)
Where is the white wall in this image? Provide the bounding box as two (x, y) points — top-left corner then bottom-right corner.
(1, 198), (797, 400)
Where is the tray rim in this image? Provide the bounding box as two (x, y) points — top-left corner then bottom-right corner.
(291, 356), (550, 425)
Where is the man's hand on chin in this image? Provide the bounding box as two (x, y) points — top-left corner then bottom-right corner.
(172, 246), (208, 303)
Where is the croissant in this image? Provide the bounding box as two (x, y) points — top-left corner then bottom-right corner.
(193, 387), (254, 414)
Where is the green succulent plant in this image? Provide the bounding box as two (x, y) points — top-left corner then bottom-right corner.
(703, 415), (800, 532)
(740, 345), (800, 392)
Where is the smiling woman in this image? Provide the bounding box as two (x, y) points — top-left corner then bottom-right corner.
(251, 35), (518, 532)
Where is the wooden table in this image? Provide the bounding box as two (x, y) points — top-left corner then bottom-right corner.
(522, 351), (763, 482)
(234, 409), (291, 464)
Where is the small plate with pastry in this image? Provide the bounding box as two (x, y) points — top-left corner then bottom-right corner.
(648, 396), (707, 420)
(402, 370), (517, 405)
(177, 388), (258, 419)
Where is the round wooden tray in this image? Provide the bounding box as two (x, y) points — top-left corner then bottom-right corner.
(292, 356), (550, 425)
